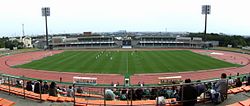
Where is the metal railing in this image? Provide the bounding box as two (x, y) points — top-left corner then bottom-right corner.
(0, 73), (231, 106)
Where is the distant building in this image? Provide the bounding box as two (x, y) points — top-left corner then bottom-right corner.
(83, 32), (92, 36)
(207, 41), (219, 47)
(52, 36), (66, 44)
(9, 36), (33, 48)
(32, 39), (46, 49)
(19, 36), (33, 48)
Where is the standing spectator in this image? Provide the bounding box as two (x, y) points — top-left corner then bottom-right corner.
(49, 82), (58, 96)
(235, 78), (242, 87)
(43, 81), (49, 94)
(26, 81), (33, 91)
(237, 73), (240, 76)
(34, 80), (43, 94)
(66, 86), (74, 97)
(178, 79), (198, 106)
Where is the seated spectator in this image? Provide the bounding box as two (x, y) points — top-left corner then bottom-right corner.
(214, 73), (228, 102)
(166, 87), (175, 98)
(205, 82), (212, 90)
(61, 86), (67, 92)
(31, 81), (35, 91)
(195, 80), (206, 96)
(143, 88), (151, 99)
(15, 80), (21, 87)
(120, 89), (127, 100)
(235, 77), (242, 87)
(228, 76), (235, 87)
(156, 96), (166, 106)
(242, 76), (247, 82)
(105, 89), (115, 100)
(66, 86), (74, 97)
(150, 87), (158, 100)
(57, 86), (63, 94)
(49, 82), (58, 96)
(158, 87), (168, 99)
(178, 79), (198, 106)
(113, 88), (121, 98)
(26, 81), (33, 91)
(246, 73), (250, 86)
(135, 88), (143, 100)
(76, 87), (83, 93)
(128, 89), (136, 100)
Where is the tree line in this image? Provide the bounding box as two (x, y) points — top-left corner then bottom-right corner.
(187, 33), (250, 48)
(0, 37), (24, 50)
(1, 33), (250, 49)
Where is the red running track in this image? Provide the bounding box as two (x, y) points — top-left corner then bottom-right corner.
(0, 50), (250, 84)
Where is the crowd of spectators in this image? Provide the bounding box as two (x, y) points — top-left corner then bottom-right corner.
(228, 72), (250, 88)
(1, 72), (250, 106)
(24, 81), (76, 97)
(105, 73), (250, 105)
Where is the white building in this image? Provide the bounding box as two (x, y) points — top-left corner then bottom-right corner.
(19, 36), (33, 48)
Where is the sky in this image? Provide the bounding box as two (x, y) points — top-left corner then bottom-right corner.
(0, 0), (250, 37)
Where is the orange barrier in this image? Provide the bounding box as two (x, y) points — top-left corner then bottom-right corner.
(227, 85), (250, 94)
(75, 104), (87, 106)
(239, 98), (250, 106)
(47, 96), (58, 102)
(242, 86), (250, 92)
(226, 102), (243, 106)
(0, 98), (15, 106)
(228, 86), (245, 94)
(6, 84), (248, 105)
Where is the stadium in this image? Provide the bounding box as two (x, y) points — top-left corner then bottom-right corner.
(1, 35), (250, 105)
(1, 1), (250, 106)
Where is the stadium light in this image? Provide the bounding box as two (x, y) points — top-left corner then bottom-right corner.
(42, 7), (50, 49)
(202, 5), (211, 42)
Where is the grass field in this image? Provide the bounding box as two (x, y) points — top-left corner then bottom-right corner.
(15, 50), (240, 75)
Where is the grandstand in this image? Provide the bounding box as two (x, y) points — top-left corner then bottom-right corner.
(51, 36), (119, 49)
(134, 36), (203, 48)
(50, 35), (203, 49)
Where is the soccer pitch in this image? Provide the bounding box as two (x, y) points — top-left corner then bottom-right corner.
(15, 50), (240, 75)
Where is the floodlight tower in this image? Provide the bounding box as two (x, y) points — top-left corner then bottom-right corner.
(22, 24), (25, 36)
(202, 5), (211, 41)
(42, 7), (50, 49)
